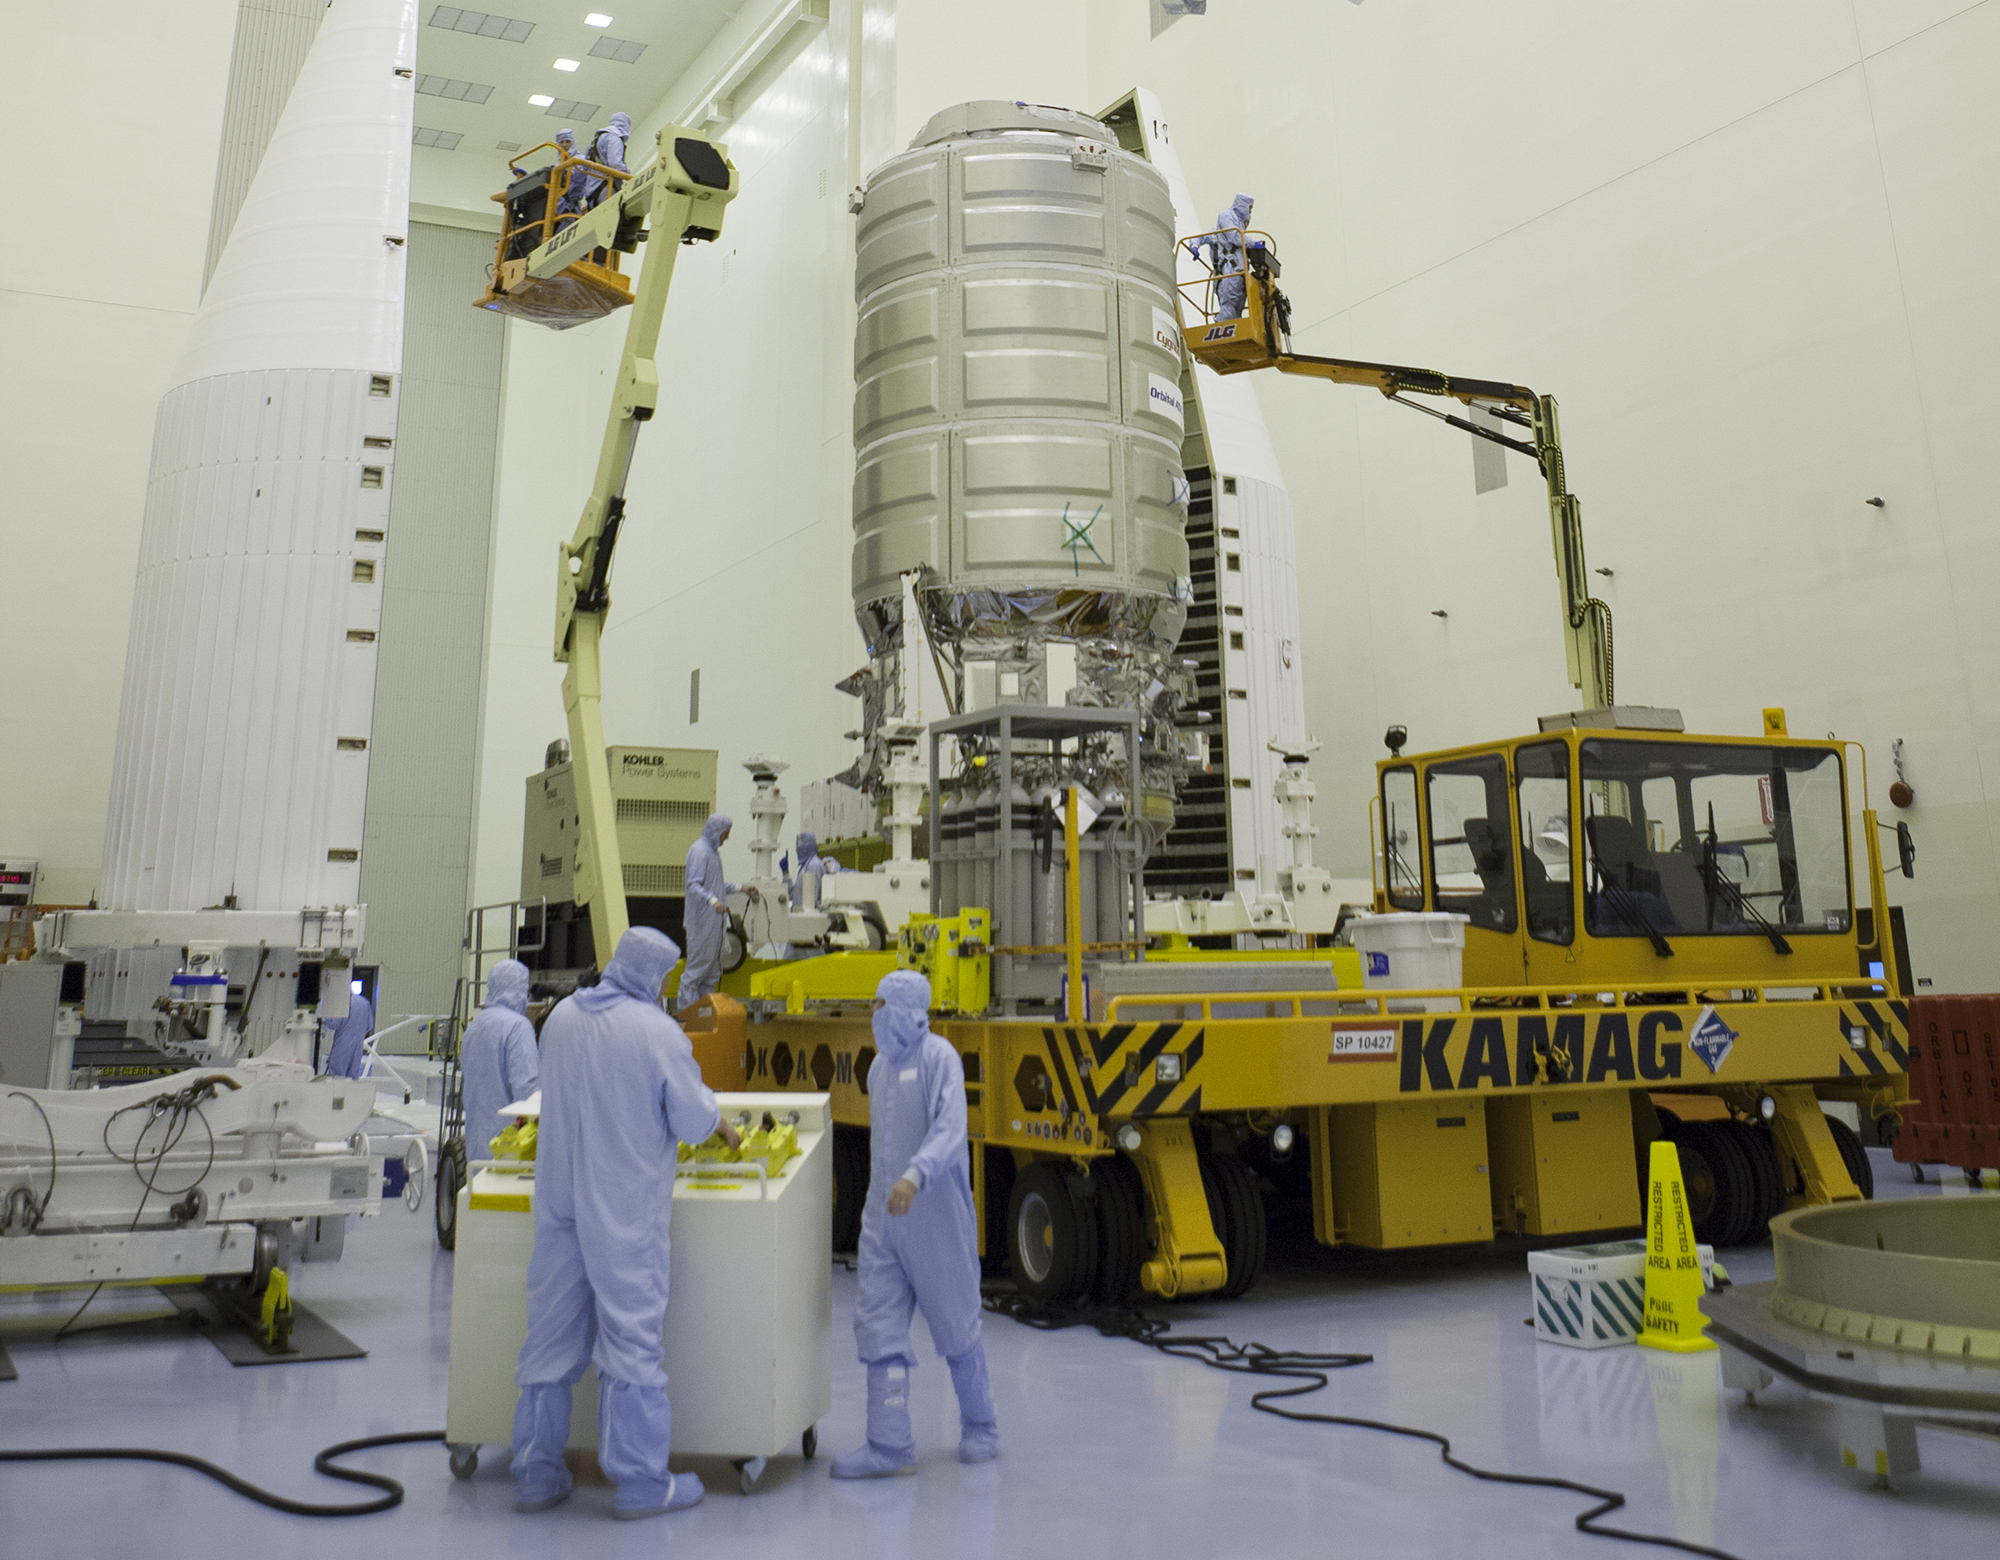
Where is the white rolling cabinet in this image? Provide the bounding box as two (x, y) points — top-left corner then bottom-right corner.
(444, 1092), (833, 1490)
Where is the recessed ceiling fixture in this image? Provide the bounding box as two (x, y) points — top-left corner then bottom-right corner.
(554, 57), (580, 71)
(584, 12), (614, 25)
(528, 93), (555, 106)
(542, 98), (600, 120)
(412, 126), (464, 150)
(415, 73), (495, 103)
(588, 36), (646, 62)
(496, 140), (522, 152)
(428, 6), (534, 42)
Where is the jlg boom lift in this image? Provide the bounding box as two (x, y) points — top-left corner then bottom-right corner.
(433, 129), (738, 1242)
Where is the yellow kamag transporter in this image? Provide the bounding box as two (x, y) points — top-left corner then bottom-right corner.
(736, 708), (1910, 1306)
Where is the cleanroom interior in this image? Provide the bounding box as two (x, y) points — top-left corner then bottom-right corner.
(2, 1), (1998, 1555)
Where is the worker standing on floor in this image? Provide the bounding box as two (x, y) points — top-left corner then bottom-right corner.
(788, 830), (843, 912)
(320, 988), (375, 1079)
(511, 926), (740, 1520)
(681, 813), (753, 1010)
(833, 969), (998, 1477)
(458, 959), (539, 1153)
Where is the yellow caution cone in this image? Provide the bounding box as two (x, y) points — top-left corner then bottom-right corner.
(1637, 1139), (1716, 1354)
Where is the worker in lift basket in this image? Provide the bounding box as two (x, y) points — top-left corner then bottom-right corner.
(832, 969), (998, 1476)
(575, 110), (632, 210)
(458, 959), (538, 1155)
(510, 927), (741, 1520)
(1191, 192), (1255, 320)
(680, 813), (755, 1011)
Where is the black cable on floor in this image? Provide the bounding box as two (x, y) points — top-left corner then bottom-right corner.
(984, 1289), (1746, 1560)
(0, 1430), (446, 1517)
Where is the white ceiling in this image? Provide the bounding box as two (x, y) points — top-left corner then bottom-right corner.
(410, 0), (742, 213)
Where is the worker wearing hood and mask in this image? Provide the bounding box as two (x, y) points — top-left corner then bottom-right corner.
(1197, 192), (1255, 320)
(459, 959), (539, 1155)
(788, 830), (844, 912)
(832, 970), (997, 1477)
(511, 927), (739, 1521)
(576, 110), (632, 209)
(680, 813), (752, 1010)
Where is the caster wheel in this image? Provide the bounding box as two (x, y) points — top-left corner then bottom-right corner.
(733, 1455), (767, 1494)
(802, 1424), (818, 1460)
(1912, 1163), (1926, 1184)
(448, 1444), (479, 1480)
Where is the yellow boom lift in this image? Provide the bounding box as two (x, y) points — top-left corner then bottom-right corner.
(477, 128), (740, 968)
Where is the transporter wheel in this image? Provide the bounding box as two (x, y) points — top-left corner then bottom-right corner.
(1720, 1120), (1784, 1243)
(1674, 1121), (1754, 1246)
(802, 1424), (818, 1460)
(1199, 1154), (1267, 1300)
(1089, 1154), (1147, 1307)
(448, 1444), (479, 1480)
(436, 1138), (467, 1252)
(1824, 1113), (1875, 1199)
(831, 1127), (869, 1255)
(1006, 1160), (1097, 1306)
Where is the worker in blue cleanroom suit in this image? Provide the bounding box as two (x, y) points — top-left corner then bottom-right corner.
(459, 959), (539, 1154)
(321, 991), (374, 1079)
(833, 970), (997, 1477)
(550, 128), (582, 217)
(575, 111), (632, 209)
(1195, 192), (1255, 319)
(680, 813), (750, 1011)
(789, 830), (844, 912)
(511, 927), (739, 1520)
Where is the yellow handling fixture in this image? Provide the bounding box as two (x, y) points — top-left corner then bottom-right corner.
(1065, 786), (1084, 1022)
(530, 130), (740, 968)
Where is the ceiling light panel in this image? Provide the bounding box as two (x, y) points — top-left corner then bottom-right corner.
(528, 93), (555, 105)
(414, 73), (495, 103)
(413, 127), (464, 150)
(585, 13), (614, 26)
(496, 140), (522, 152)
(554, 57), (580, 70)
(428, 6), (535, 42)
(587, 36), (646, 63)
(543, 98), (601, 121)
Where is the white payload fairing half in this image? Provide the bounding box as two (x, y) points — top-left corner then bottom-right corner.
(45, 0), (417, 1060)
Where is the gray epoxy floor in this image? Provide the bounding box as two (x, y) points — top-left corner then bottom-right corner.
(3, 1148), (1994, 1559)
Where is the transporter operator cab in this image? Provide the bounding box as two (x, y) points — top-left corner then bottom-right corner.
(1381, 718), (1880, 993)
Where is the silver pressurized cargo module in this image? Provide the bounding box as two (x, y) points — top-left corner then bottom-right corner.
(847, 101), (1198, 854)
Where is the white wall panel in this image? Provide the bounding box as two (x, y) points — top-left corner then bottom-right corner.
(0, 0), (239, 904)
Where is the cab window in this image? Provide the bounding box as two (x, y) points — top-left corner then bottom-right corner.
(1516, 742), (1573, 945)
(1381, 766), (1423, 910)
(1579, 739), (1850, 938)
(1426, 755), (1517, 933)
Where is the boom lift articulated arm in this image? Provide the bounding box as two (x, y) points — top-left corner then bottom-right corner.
(537, 129), (739, 969)
(1178, 229), (1613, 709)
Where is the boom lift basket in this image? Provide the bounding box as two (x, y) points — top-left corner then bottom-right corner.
(475, 145), (634, 329)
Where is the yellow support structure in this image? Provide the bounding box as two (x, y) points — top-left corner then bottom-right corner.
(1767, 1084), (1862, 1206)
(1123, 1120), (1226, 1298)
